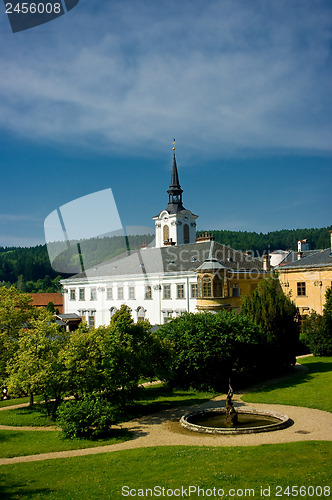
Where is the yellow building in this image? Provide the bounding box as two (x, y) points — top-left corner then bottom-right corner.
(278, 232), (332, 318)
(195, 239), (268, 313)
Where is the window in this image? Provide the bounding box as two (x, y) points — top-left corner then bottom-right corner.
(137, 307), (145, 321)
(88, 315), (95, 328)
(191, 283), (198, 298)
(90, 288), (97, 301)
(79, 288), (85, 301)
(129, 286), (135, 300)
(106, 287), (113, 300)
(163, 225), (169, 242)
(110, 307), (117, 319)
(177, 284), (185, 299)
(232, 283), (240, 297)
(145, 286), (152, 299)
(163, 311), (173, 324)
(203, 276), (212, 297)
(70, 289), (76, 301)
(297, 282), (306, 296)
(184, 224), (189, 244)
(163, 284), (171, 299)
(117, 287), (124, 300)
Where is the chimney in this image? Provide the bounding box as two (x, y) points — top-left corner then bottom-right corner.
(297, 251), (303, 260)
(195, 232), (215, 243)
(297, 239), (309, 252)
(262, 254), (270, 271)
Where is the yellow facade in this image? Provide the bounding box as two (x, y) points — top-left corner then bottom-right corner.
(279, 267), (332, 316)
(196, 270), (264, 313)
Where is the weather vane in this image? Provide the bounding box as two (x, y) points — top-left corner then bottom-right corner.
(172, 138), (176, 152)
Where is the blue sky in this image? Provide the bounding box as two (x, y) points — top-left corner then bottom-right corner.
(0, 0), (331, 247)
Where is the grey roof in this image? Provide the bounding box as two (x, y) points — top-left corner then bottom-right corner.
(196, 258), (228, 272)
(62, 241), (265, 282)
(278, 248), (332, 269)
(57, 313), (81, 320)
(278, 249), (320, 266)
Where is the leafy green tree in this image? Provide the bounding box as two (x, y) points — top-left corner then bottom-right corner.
(0, 286), (36, 385)
(6, 312), (69, 413)
(61, 305), (172, 406)
(157, 311), (262, 391)
(301, 289), (332, 356)
(241, 274), (299, 370)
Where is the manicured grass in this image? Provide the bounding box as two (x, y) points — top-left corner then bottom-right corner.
(0, 404), (56, 427)
(242, 356), (332, 412)
(125, 385), (217, 419)
(0, 396), (32, 408)
(0, 386), (217, 428)
(0, 443), (331, 499)
(0, 429), (131, 459)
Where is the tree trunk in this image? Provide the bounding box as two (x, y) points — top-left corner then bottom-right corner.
(29, 392), (34, 406)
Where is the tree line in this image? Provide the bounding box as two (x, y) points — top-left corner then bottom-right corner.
(0, 227), (330, 292)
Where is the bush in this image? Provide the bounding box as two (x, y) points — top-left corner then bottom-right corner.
(157, 311), (262, 391)
(56, 394), (120, 439)
(301, 290), (332, 356)
(241, 274), (299, 370)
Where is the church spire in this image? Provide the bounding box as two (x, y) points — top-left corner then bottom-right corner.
(167, 140), (184, 213)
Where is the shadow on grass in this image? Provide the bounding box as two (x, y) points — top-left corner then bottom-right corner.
(245, 361), (332, 395)
(0, 480), (53, 499)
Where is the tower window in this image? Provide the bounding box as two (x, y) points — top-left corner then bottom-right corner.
(163, 225), (169, 242)
(184, 224), (189, 244)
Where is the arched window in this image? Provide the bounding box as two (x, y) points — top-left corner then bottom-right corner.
(184, 224), (189, 244)
(109, 307), (118, 321)
(163, 224), (169, 242)
(202, 275), (212, 297)
(137, 306), (146, 322)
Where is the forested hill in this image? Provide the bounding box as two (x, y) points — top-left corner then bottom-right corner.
(200, 227), (331, 255)
(0, 226), (330, 292)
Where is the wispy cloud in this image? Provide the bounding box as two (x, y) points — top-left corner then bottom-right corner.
(0, 0), (331, 157)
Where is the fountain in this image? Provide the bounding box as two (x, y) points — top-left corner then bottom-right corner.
(180, 381), (292, 435)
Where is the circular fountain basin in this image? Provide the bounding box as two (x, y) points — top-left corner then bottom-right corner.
(180, 407), (292, 435)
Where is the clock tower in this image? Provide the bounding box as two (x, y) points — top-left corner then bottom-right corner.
(153, 151), (198, 248)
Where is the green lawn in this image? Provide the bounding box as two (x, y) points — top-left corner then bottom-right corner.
(0, 404), (56, 427)
(0, 396), (32, 408)
(0, 386), (217, 428)
(242, 356), (332, 412)
(0, 443), (331, 499)
(0, 429), (131, 459)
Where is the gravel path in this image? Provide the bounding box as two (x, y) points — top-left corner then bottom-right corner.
(1, 362), (331, 466)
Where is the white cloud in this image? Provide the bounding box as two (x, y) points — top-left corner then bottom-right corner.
(0, 0), (331, 157)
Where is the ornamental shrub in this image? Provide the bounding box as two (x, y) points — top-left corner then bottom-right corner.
(157, 311), (262, 391)
(56, 394), (120, 439)
(301, 289), (332, 356)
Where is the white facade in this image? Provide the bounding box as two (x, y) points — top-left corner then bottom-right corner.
(63, 271), (199, 327)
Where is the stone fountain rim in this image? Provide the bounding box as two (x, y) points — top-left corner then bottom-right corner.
(180, 407), (292, 435)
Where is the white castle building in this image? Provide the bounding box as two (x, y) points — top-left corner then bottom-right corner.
(61, 153), (264, 327)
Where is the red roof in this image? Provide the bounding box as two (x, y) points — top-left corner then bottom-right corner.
(30, 293), (63, 311)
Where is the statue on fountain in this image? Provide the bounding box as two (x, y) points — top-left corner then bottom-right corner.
(225, 379), (238, 426)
